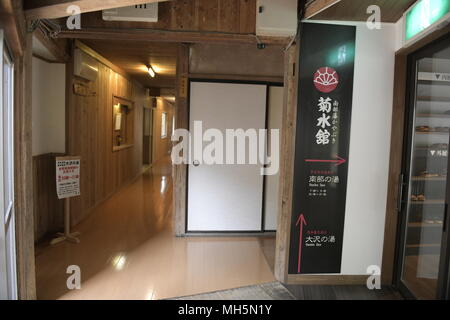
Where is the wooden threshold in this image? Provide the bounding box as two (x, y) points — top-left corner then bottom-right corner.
(286, 274), (368, 285)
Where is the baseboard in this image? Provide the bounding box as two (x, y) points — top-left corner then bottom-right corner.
(285, 274), (368, 286)
(182, 231), (276, 237)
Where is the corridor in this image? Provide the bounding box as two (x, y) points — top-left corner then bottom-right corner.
(35, 158), (276, 300)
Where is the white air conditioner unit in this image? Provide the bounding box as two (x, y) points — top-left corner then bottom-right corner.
(74, 48), (98, 82)
(102, 3), (158, 22)
(256, 0), (297, 37)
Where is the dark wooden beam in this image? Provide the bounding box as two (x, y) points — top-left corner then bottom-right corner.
(24, 0), (169, 20)
(0, 0), (26, 56)
(54, 28), (290, 46)
(305, 0), (342, 19)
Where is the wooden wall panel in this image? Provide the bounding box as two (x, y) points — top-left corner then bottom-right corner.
(78, 0), (257, 34)
(197, 0), (219, 31)
(239, 0), (257, 34)
(67, 47), (146, 226)
(218, 0), (240, 33)
(33, 153), (65, 242)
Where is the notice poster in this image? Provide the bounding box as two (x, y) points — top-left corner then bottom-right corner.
(288, 23), (356, 274)
(56, 156), (81, 200)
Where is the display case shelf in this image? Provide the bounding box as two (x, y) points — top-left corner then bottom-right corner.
(410, 200), (445, 205)
(408, 222), (443, 228)
(418, 80), (450, 86)
(415, 131), (450, 135)
(411, 177), (446, 181)
(417, 96), (450, 103)
(416, 113), (450, 118)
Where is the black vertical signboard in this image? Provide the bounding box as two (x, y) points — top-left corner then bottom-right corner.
(288, 23), (356, 274)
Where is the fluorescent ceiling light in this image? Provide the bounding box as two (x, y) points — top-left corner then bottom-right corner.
(148, 65), (156, 78)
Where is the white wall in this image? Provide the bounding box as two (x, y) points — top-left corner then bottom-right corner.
(307, 22), (397, 275)
(32, 57), (66, 156)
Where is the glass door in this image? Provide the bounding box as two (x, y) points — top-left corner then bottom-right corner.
(0, 30), (17, 300)
(398, 36), (450, 300)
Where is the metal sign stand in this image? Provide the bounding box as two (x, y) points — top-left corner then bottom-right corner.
(50, 198), (80, 245)
(51, 156), (81, 245)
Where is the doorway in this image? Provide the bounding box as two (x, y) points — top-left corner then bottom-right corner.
(143, 107), (153, 168)
(0, 30), (18, 300)
(396, 34), (450, 300)
(186, 80), (283, 233)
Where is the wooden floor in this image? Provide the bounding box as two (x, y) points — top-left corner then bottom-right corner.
(35, 157), (276, 300)
(34, 156), (403, 300)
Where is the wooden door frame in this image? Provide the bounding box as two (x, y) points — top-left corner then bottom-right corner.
(381, 25), (450, 286)
(172, 43), (290, 236)
(0, 0), (36, 299)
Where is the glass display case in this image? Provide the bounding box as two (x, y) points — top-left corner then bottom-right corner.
(398, 36), (450, 300)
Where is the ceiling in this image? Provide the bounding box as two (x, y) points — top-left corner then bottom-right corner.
(310, 0), (417, 23)
(81, 39), (178, 88)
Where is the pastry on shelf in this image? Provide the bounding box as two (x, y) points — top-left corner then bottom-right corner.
(417, 194), (426, 201)
(416, 126), (432, 132)
(411, 195), (418, 201)
(419, 171), (439, 178)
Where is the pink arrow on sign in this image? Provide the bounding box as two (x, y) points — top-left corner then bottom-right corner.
(305, 156), (346, 166)
(296, 213), (307, 273)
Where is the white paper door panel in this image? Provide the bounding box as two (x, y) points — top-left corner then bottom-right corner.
(187, 82), (267, 231)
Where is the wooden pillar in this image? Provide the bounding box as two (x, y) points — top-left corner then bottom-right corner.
(381, 53), (407, 285)
(14, 32), (37, 300)
(173, 43), (189, 236)
(274, 43), (299, 283)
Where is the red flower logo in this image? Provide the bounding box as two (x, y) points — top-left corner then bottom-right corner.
(313, 67), (339, 93)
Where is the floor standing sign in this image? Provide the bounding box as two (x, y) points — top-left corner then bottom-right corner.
(288, 23), (356, 274)
(51, 156), (81, 245)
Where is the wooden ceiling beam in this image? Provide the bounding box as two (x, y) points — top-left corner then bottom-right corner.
(0, 0), (26, 56)
(304, 0), (342, 19)
(54, 28), (290, 46)
(24, 0), (169, 20)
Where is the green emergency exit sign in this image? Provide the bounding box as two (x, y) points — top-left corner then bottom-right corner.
(405, 0), (450, 41)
